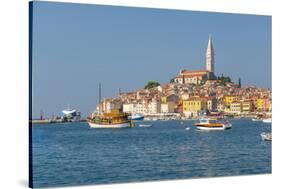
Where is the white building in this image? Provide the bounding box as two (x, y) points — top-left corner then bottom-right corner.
(99, 99), (122, 113)
(123, 103), (135, 113)
(123, 103), (148, 114)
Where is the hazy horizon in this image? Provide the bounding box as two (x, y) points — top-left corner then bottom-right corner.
(31, 1), (272, 118)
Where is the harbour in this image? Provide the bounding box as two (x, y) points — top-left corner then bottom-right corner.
(27, 3), (272, 188)
(32, 119), (271, 188)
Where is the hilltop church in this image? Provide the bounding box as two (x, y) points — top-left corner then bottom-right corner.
(174, 35), (217, 85)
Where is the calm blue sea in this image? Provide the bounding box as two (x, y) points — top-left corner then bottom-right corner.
(31, 119), (271, 188)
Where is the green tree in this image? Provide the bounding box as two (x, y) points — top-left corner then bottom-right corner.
(170, 78), (175, 83)
(144, 81), (160, 89)
(238, 77), (241, 88)
(218, 74), (232, 85)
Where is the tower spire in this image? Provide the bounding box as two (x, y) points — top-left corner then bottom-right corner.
(206, 34), (215, 73)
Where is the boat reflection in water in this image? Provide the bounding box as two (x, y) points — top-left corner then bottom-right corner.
(194, 117), (232, 131)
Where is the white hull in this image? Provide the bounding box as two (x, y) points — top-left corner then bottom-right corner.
(88, 122), (131, 128)
(252, 118), (261, 122)
(262, 119), (272, 123)
(139, 124), (152, 127)
(196, 124), (232, 131)
(261, 132), (272, 141)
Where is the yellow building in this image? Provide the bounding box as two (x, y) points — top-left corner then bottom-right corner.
(161, 96), (167, 104)
(183, 98), (207, 117)
(256, 98), (271, 112)
(257, 99), (264, 110)
(224, 96), (240, 106)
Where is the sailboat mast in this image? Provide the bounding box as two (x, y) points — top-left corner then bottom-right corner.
(99, 83), (101, 114)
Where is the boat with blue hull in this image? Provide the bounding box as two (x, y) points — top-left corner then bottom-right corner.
(130, 113), (144, 121)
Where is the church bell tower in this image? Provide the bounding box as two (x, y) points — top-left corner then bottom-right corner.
(206, 35), (215, 73)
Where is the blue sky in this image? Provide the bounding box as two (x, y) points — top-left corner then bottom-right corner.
(32, 1), (271, 118)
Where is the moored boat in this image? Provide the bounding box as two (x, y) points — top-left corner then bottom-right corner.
(130, 113), (144, 121)
(62, 107), (81, 122)
(262, 118), (272, 123)
(87, 83), (134, 129)
(194, 117), (232, 130)
(139, 124), (152, 127)
(87, 109), (133, 128)
(261, 132), (272, 141)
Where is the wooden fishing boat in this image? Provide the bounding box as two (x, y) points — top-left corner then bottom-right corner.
(87, 83), (134, 129)
(87, 109), (133, 128)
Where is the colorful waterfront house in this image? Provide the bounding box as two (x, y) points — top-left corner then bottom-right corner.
(205, 97), (217, 111)
(229, 102), (242, 115)
(175, 101), (183, 113)
(183, 97), (207, 117)
(123, 103), (136, 113)
(161, 94), (178, 113)
(224, 95), (240, 107)
(257, 98), (263, 110)
(257, 98), (271, 112)
(123, 101), (148, 114)
(180, 93), (190, 101)
(161, 94), (178, 104)
(100, 98), (122, 113)
(161, 96), (167, 104)
(161, 102), (176, 113)
(217, 103), (225, 112)
(148, 99), (161, 114)
(241, 101), (253, 113)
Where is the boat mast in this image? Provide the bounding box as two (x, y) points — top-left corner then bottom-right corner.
(99, 82), (101, 115)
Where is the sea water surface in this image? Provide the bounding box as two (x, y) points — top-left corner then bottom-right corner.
(32, 119), (271, 188)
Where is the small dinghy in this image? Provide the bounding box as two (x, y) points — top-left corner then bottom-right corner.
(185, 127), (190, 131)
(139, 124), (152, 127)
(261, 132), (272, 141)
(262, 118), (272, 123)
(252, 118), (261, 122)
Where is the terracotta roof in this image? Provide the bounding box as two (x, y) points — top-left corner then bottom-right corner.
(183, 74), (206, 77)
(181, 69), (210, 74)
(175, 74), (205, 79)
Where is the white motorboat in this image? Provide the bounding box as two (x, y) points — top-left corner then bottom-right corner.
(262, 118), (272, 123)
(261, 132), (272, 141)
(129, 113), (144, 121)
(194, 117), (232, 131)
(139, 124), (152, 127)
